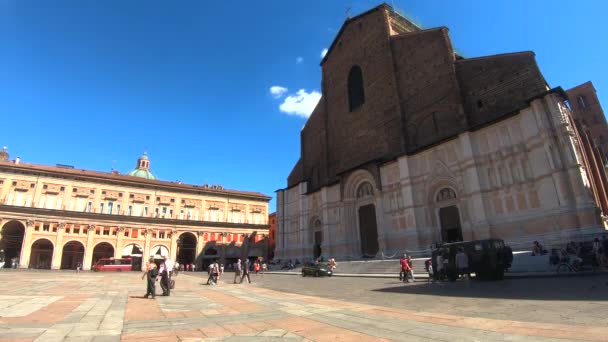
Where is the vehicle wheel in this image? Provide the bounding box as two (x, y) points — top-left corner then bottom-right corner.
(314, 271), (320, 277)
(557, 264), (571, 274)
(117, 269), (122, 272)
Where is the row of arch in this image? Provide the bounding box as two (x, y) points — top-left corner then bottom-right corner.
(0, 220), (203, 269)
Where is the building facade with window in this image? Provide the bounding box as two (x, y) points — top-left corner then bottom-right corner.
(275, 4), (608, 260)
(567, 81), (608, 162)
(0, 150), (270, 270)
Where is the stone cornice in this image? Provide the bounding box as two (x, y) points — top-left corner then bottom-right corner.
(0, 205), (270, 230)
(0, 162), (271, 202)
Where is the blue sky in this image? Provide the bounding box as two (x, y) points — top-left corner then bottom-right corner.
(1, 0), (606, 211)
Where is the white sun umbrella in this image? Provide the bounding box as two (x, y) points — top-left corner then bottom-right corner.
(150, 245), (169, 260)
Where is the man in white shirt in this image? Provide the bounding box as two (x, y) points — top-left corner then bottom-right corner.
(435, 253), (444, 281)
(164, 256), (174, 276)
(456, 248), (469, 279)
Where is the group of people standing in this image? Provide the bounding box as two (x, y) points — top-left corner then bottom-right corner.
(432, 248), (470, 281)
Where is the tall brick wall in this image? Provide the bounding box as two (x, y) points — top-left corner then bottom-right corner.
(301, 106), (328, 191)
(390, 27), (467, 150)
(322, 8), (404, 181)
(286, 4), (549, 192)
(567, 81), (608, 160)
(456, 52), (548, 127)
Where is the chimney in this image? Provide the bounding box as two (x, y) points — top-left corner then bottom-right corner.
(15, 157), (20, 165)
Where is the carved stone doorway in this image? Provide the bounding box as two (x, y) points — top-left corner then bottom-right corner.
(439, 205), (463, 243)
(358, 204), (379, 257)
(313, 230), (323, 259)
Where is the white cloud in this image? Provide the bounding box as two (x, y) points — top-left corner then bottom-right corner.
(296, 56), (304, 64)
(321, 48), (328, 58)
(269, 86), (288, 99)
(278, 89), (321, 118)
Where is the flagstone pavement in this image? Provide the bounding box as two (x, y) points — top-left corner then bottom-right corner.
(0, 270), (607, 341)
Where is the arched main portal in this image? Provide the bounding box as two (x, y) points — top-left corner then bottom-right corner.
(436, 188), (463, 243)
(311, 219), (322, 259)
(0, 220), (25, 268)
(91, 242), (114, 266)
(356, 182), (379, 257)
(60, 241), (85, 270)
(439, 206), (463, 243)
(177, 232), (197, 266)
(122, 243), (143, 271)
(358, 204), (379, 257)
(29, 239), (54, 269)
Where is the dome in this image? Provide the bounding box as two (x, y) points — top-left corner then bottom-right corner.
(127, 169), (156, 180)
(139, 152), (149, 161)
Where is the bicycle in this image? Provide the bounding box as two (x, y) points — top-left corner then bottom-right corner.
(551, 251), (598, 274)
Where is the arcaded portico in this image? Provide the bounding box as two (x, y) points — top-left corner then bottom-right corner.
(0, 152), (270, 270)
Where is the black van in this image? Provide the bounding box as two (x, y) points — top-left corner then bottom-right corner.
(431, 238), (513, 281)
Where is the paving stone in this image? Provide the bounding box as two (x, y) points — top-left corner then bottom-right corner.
(3, 271), (608, 341)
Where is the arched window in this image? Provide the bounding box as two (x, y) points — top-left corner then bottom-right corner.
(348, 65), (365, 112)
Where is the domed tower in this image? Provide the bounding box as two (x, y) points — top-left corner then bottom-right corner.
(127, 152), (156, 180)
(0, 147), (9, 161)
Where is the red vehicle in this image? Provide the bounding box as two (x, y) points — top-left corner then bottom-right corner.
(93, 257), (132, 272)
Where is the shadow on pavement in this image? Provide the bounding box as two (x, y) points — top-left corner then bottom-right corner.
(371, 275), (608, 301)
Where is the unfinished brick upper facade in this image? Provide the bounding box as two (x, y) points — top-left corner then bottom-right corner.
(289, 4), (548, 192)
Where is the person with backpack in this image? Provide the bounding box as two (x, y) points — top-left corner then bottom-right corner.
(206, 260), (219, 285)
(142, 257), (158, 299)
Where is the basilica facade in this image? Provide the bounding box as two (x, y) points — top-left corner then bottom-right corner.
(0, 149), (270, 270)
(276, 4), (608, 260)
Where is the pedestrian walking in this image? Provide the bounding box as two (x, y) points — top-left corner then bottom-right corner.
(142, 257), (158, 299)
(240, 259), (252, 284)
(206, 260), (219, 285)
(159, 260), (170, 296)
(186, 263), (190, 272)
(192, 263), (196, 272)
(233, 259), (242, 284)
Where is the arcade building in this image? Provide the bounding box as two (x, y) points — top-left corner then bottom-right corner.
(0, 149), (270, 270)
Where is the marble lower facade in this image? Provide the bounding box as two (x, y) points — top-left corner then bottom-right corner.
(276, 94), (607, 260)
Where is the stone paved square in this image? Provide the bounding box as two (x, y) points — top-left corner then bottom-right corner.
(1, 270), (607, 341)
